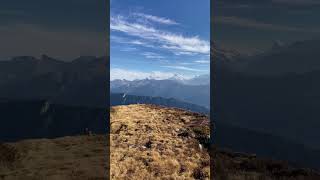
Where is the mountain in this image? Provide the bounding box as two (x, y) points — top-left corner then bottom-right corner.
(214, 121), (320, 169)
(0, 92), (209, 142)
(110, 78), (210, 108)
(110, 93), (209, 114)
(214, 39), (320, 151)
(214, 146), (320, 180)
(215, 70), (320, 150)
(0, 55), (210, 109)
(220, 39), (320, 76)
(182, 74), (210, 85)
(1, 105), (318, 180)
(0, 55), (107, 108)
(0, 99), (107, 142)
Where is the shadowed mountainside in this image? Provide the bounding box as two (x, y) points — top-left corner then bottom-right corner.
(0, 55), (107, 108)
(0, 105), (319, 179)
(213, 147), (320, 180)
(0, 99), (107, 142)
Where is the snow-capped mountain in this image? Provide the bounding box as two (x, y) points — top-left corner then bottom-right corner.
(110, 75), (210, 108)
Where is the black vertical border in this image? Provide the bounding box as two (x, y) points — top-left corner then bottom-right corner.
(210, 0), (216, 179)
(106, 0), (111, 178)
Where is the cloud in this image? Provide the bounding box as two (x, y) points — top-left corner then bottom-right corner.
(194, 60), (210, 64)
(120, 47), (137, 52)
(141, 52), (164, 59)
(133, 13), (179, 25)
(162, 65), (207, 72)
(110, 68), (192, 80)
(110, 15), (209, 55)
(110, 35), (155, 49)
(215, 16), (320, 33)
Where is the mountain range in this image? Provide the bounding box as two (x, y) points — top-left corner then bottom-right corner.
(0, 55), (210, 109)
(1, 98), (319, 171)
(216, 39), (320, 76)
(214, 39), (320, 155)
(0, 55), (107, 107)
(2, 38), (320, 169)
(111, 77), (210, 108)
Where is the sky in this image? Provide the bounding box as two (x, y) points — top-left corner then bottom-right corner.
(110, 0), (210, 80)
(0, 0), (107, 60)
(213, 0), (320, 54)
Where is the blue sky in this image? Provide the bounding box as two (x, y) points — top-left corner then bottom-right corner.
(110, 0), (210, 80)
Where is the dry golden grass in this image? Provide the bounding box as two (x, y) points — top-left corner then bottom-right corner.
(0, 135), (108, 180)
(110, 104), (210, 180)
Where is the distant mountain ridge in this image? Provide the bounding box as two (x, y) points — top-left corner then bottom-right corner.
(217, 39), (320, 76)
(111, 78), (210, 108)
(0, 55), (107, 107)
(110, 93), (209, 114)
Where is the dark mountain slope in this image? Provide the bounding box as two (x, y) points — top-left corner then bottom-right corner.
(0, 99), (107, 142)
(214, 121), (320, 169)
(214, 70), (320, 150)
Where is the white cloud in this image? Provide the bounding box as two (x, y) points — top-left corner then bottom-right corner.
(120, 47), (137, 52)
(194, 60), (210, 64)
(133, 13), (179, 25)
(110, 68), (192, 80)
(110, 15), (210, 55)
(130, 40), (146, 45)
(162, 65), (207, 72)
(141, 52), (164, 59)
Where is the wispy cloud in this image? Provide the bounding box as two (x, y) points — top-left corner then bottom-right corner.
(141, 52), (164, 59)
(215, 16), (320, 33)
(194, 60), (210, 64)
(120, 47), (137, 52)
(133, 13), (179, 25)
(162, 65), (207, 72)
(111, 68), (192, 80)
(110, 15), (210, 55)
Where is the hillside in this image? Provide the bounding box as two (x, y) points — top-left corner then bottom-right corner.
(214, 122), (320, 169)
(213, 147), (320, 180)
(1, 105), (319, 179)
(110, 104), (210, 179)
(0, 135), (107, 180)
(0, 99), (106, 142)
(214, 70), (320, 150)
